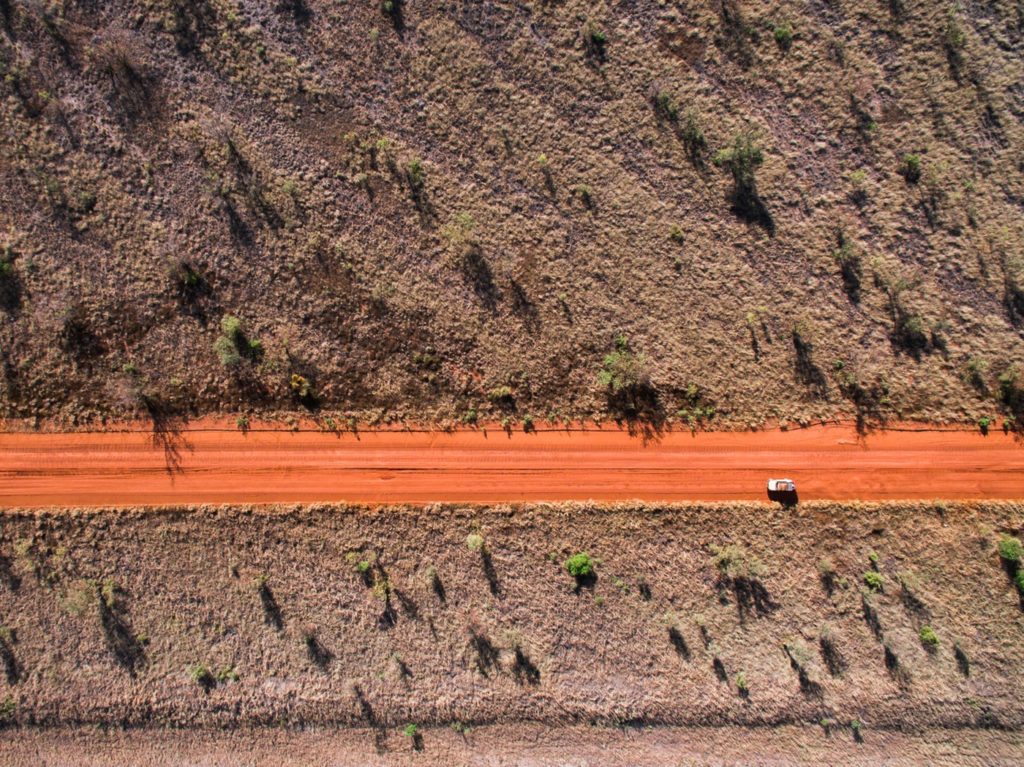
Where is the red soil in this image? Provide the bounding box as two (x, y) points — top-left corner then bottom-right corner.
(1, 423), (1021, 507)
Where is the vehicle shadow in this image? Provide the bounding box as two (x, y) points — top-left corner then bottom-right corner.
(767, 488), (799, 506)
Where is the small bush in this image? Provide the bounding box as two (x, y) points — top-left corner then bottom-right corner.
(900, 154), (922, 183)
(189, 663), (214, 687)
(221, 315), (243, 342)
(863, 571), (884, 592)
(919, 625), (939, 647)
(998, 535), (1022, 564)
(681, 109), (706, 157)
(583, 22), (607, 59)
(598, 335), (650, 395)
(773, 22), (793, 51)
(466, 533), (485, 552)
(574, 184), (594, 208)
(564, 552), (594, 578)
(654, 91), (679, 121)
(214, 335), (241, 367)
(943, 8), (966, 68)
(712, 543), (765, 581)
(407, 158), (425, 195)
(403, 723), (418, 738)
(735, 671), (748, 692)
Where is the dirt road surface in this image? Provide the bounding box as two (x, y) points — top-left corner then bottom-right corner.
(1, 423), (1021, 507)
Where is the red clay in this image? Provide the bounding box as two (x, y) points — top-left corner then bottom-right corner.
(1, 423), (1022, 507)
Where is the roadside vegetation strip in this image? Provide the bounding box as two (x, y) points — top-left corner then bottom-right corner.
(0, 502), (1020, 741)
(1, 424), (1022, 507)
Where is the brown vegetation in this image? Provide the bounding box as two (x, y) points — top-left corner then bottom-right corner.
(0, 500), (1021, 754)
(0, 1), (1022, 431)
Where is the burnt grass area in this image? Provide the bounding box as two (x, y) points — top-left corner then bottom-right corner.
(0, 2), (1023, 431)
(0, 501), (1021, 741)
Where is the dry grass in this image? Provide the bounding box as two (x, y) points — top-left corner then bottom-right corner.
(0, 500), (1021, 742)
(0, 1), (1023, 430)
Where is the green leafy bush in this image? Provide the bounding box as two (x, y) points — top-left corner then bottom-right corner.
(773, 22), (793, 51)
(863, 571), (884, 592)
(598, 335), (650, 394)
(919, 625), (939, 647)
(466, 533), (485, 552)
(564, 552), (594, 578)
(998, 535), (1022, 564)
(900, 154), (922, 183)
(654, 91), (679, 121)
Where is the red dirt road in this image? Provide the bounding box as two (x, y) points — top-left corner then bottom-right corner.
(1, 424), (1022, 507)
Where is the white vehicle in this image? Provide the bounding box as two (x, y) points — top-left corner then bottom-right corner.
(767, 478), (796, 493)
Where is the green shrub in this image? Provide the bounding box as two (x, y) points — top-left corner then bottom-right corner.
(919, 625), (939, 647)
(863, 571), (884, 592)
(735, 671), (748, 692)
(654, 91), (679, 121)
(900, 154), (922, 183)
(214, 335), (241, 367)
(998, 535), (1022, 564)
(407, 159), (425, 191)
(466, 533), (485, 552)
(681, 109), (706, 156)
(564, 552), (594, 578)
(1015, 570), (1024, 593)
(773, 22), (793, 51)
(711, 543), (765, 581)
(598, 335), (650, 394)
(583, 22), (607, 58)
(944, 8), (966, 67)
(713, 130), (766, 219)
(189, 663), (214, 686)
(403, 723), (419, 738)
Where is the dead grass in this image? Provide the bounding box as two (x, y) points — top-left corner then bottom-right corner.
(0, 1), (1023, 431)
(0, 500), (1021, 739)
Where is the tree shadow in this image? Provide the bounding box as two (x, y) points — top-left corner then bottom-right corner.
(725, 576), (777, 623)
(883, 644), (911, 689)
(99, 589), (146, 677)
(0, 554), (20, 592)
(353, 684), (388, 754)
(667, 627), (690, 660)
(392, 588), (420, 620)
(257, 581), (283, 631)
(793, 330), (828, 397)
(279, 0), (311, 25)
(509, 279), (540, 332)
(480, 549), (501, 597)
(0, 270), (22, 316)
(731, 190), (775, 234)
(512, 645), (541, 685)
(712, 656), (728, 682)
(611, 384), (666, 445)
(0, 632), (20, 685)
(305, 634), (333, 669)
(384, 0), (405, 39)
(572, 571), (597, 596)
(460, 246), (498, 312)
(468, 627), (500, 677)
(861, 593), (884, 641)
(141, 394), (192, 475)
(429, 569), (446, 604)
(819, 633), (846, 677)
